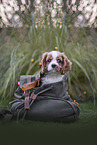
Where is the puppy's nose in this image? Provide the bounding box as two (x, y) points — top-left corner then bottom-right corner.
(52, 64), (56, 68)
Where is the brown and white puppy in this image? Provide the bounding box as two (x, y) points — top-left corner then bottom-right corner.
(41, 51), (71, 85)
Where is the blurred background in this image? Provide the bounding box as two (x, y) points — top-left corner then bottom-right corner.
(0, 0), (97, 106)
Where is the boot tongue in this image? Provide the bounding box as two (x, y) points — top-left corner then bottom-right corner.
(33, 80), (64, 98)
(33, 74), (68, 98)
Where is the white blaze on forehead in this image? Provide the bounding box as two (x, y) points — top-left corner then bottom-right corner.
(49, 51), (60, 59)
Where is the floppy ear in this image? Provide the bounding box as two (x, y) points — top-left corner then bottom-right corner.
(41, 52), (48, 74)
(61, 53), (71, 75)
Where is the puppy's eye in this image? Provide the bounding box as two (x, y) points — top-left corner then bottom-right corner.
(47, 59), (51, 62)
(57, 59), (61, 63)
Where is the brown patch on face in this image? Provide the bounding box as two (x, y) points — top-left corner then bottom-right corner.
(55, 56), (63, 72)
(56, 56), (63, 66)
(56, 56), (62, 62)
(59, 53), (71, 75)
(46, 54), (53, 63)
(45, 54), (53, 70)
(55, 65), (61, 72)
(41, 53), (53, 74)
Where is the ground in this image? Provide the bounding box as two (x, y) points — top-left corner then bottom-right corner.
(0, 101), (97, 145)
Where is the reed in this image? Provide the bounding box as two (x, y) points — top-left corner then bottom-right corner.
(0, 26), (97, 106)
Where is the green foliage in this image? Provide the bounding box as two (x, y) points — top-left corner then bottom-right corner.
(0, 25), (97, 104)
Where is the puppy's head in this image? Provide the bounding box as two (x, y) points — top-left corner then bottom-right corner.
(41, 51), (71, 75)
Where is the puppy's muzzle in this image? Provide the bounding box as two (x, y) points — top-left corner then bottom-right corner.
(51, 64), (60, 72)
(51, 64), (56, 68)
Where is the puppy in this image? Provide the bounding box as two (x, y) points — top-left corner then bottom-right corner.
(40, 51), (71, 85)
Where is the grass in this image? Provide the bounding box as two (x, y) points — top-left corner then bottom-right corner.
(0, 101), (97, 145)
(0, 26), (97, 105)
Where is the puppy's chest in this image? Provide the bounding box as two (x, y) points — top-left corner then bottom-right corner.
(41, 74), (64, 85)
